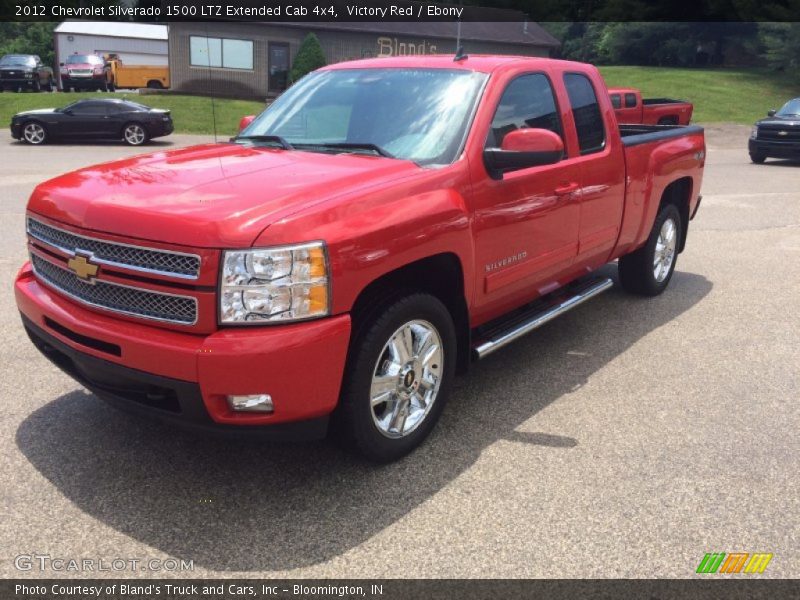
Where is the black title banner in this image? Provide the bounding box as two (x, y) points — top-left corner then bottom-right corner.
(4, 0), (800, 22)
(5, 579), (800, 600)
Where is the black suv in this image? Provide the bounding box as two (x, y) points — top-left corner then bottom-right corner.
(0, 54), (55, 92)
(749, 98), (800, 163)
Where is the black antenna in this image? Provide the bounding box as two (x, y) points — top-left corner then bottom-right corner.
(205, 23), (218, 143)
(454, 4), (467, 62)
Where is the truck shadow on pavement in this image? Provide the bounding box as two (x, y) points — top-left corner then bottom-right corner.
(16, 265), (711, 572)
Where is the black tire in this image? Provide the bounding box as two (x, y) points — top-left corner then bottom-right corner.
(657, 116), (678, 125)
(333, 293), (457, 462)
(619, 203), (682, 296)
(33, 79), (41, 93)
(750, 152), (767, 164)
(122, 122), (149, 146)
(107, 81), (116, 92)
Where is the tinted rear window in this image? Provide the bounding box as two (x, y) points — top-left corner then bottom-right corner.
(564, 73), (605, 155)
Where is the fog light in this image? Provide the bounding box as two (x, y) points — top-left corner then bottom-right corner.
(228, 394), (273, 413)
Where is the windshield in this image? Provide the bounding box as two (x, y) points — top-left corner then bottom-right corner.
(66, 55), (104, 65)
(777, 98), (800, 117)
(240, 68), (487, 165)
(1, 55), (35, 67)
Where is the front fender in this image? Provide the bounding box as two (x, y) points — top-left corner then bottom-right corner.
(252, 169), (475, 315)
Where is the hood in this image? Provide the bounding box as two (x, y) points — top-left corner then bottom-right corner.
(756, 117), (800, 127)
(29, 143), (420, 248)
(63, 62), (96, 69)
(15, 108), (57, 117)
(1, 65), (33, 71)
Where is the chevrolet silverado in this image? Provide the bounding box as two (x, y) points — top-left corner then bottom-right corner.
(608, 87), (693, 125)
(15, 56), (705, 462)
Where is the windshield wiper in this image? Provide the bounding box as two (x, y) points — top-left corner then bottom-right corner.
(232, 135), (294, 150)
(294, 142), (395, 158)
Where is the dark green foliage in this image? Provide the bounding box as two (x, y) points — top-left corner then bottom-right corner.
(289, 33), (327, 84)
(545, 22), (761, 68)
(759, 23), (800, 80)
(0, 22), (57, 67)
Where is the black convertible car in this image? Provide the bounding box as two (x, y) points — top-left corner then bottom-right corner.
(10, 99), (173, 146)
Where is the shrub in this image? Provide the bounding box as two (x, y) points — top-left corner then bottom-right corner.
(289, 33), (327, 84)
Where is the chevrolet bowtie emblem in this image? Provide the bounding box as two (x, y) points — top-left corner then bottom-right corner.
(67, 255), (99, 282)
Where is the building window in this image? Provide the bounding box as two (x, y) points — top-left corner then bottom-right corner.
(190, 36), (253, 70)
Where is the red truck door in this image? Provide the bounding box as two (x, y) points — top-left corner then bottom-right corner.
(469, 71), (582, 320)
(560, 72), (626, 270)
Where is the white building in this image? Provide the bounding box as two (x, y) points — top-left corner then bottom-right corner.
(54, 21), (168, 87)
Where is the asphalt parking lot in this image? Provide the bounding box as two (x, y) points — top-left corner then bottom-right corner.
(0, 125), (798, 579)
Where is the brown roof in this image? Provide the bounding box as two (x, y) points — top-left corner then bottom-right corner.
(278, 21), (561, 48)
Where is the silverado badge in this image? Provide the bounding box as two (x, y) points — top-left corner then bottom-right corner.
(67, 254), (99, 282)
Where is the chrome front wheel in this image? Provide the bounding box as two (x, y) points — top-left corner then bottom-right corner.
(23, 122), (46, 144)
(370, 319), (444, 439)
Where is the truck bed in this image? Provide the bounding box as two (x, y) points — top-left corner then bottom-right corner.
(642, 97), (687, 106)
(619, 123), (704, 146)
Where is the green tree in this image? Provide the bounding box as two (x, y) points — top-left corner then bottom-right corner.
(0, 22), (57, 67)
(760, 23), (800, 79)
(289, 33), (327, 84)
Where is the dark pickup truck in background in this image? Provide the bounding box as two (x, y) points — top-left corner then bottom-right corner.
(609, 87), (693, 125)
(749, 98), (800, 163)
(0, 54), (55, 92)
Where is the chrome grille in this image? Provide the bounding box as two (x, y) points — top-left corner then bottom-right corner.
(27, 218), (200, 279)
(31, 254), (197, 325)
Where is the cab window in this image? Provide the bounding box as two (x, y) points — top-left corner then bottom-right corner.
(625, 93), (637, 108)
(610, 94), (621, 109)
(563, 73), (605, 155)
(487, 73), (563, 148)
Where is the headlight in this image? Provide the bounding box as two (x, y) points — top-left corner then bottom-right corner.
(751, 126), (758, 139)
(220, 242), (330, 324)
(93, 67), (104, 75)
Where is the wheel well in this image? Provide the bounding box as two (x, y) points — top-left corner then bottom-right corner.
(349, 253), (471, 373)
(146, 80), (163, 89)
(658, 177), (692, 252)
(657, 116), (678, 125)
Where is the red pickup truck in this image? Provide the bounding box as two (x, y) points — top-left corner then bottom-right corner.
(608, 87), (693, 125)
(15, 56), (705, 462)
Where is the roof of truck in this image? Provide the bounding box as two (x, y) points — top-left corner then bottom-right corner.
(323, 54), (578, 73)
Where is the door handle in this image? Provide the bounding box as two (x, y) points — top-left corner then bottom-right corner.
(554, 182), (580, 196)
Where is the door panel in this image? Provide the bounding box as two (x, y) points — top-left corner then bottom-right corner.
(471, 73), (581, 319)
(562, 73), (626, 270)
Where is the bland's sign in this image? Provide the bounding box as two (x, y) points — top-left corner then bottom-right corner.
(377, 37), (439, 57)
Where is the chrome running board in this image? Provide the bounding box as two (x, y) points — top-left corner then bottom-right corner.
(473, 277), (614, 359)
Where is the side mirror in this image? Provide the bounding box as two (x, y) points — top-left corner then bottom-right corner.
(239, 115), (255, 133)
(483, 128), (564, 177)
(767, 109), (776, 117)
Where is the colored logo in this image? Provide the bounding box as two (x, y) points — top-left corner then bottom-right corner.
(67, 254), (99, 282)
(696, 552), (773, 574)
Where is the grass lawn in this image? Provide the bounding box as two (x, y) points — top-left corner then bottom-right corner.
(599, 66), (800, 124)
(0, 90), (265, 136)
